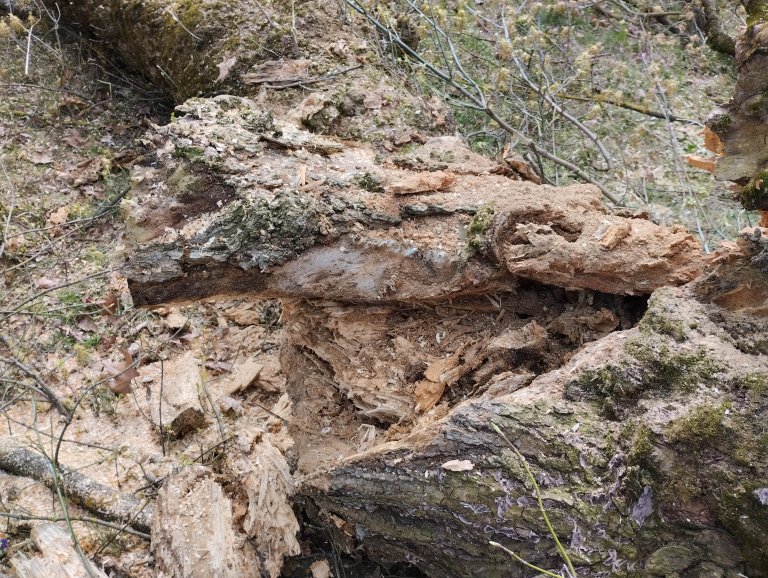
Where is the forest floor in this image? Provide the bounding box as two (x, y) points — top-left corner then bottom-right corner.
(0, 14), (309, 578)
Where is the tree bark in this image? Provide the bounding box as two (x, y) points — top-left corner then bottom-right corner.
(693, 0), (737, 56)
(706, 0), (768, 207)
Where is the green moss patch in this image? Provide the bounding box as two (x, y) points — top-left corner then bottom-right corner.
(570, 337), (724, 418)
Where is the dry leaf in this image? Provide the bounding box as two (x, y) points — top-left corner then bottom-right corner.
(29, 151), (54, 165)
(64, 129), (88, 148)
(441, 459), (474, 472)
(686, 154), (716, 172)
(34, 276), (61, 289)
(59, 94), (89, 110)
(104, 349), (138, 394)
(703, 126), (724, 156)
(164, 310), (188, 330)
(46, 205), (70, 227)
(216, 54), (238, 83)
(97, 292), (119, 315)
(70, 157), (103, 187)
(289, 93), (327, 125)
(76, 316), (98, 333)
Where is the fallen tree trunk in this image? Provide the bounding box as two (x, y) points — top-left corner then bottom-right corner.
(294, 244), (768, 576)
(123, 96), (701, 307)
(117, 94), (768, 577)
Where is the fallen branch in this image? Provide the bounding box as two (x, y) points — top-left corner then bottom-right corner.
(0, 511), (150, 540)
(0, 437), (153, 534)
(692, 0), (736, 57)
(262, 64), (364, 89)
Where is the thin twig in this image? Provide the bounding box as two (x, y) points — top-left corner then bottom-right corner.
(560, 92), (696, 124)
(0, 511), (150, 540)
(0, 83), (93, 101)
(262, 64), (363, 89)
(491, 421), (577, 578)
(0, 269), (113, 322)
(0, 335), (69, 416)
(343, 0), (620, 205)
(489, 541), (565, 578)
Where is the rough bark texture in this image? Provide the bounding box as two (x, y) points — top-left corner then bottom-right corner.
(0, 437), (152, 534)
(706, 1), (768, 207)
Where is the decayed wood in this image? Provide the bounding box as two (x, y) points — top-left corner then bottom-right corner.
(148, 350), (207, 439)
(224, 433), (301, 578)
(152, 434), (300, 578)
(0, 437), (152, 534)
(12, 524), (108, 578)
(296, 258), (767, 576)
(151, 466), (257, 578)
(123, 96), (702, 307)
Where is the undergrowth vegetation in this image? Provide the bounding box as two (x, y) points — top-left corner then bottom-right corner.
(346, 0), (749, 249)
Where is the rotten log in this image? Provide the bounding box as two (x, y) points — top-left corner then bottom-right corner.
(0, 437), (152, 534)
(123, 96), (701, 307)
(294, 251), (768, 576)
(118, 93), (768, 578)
